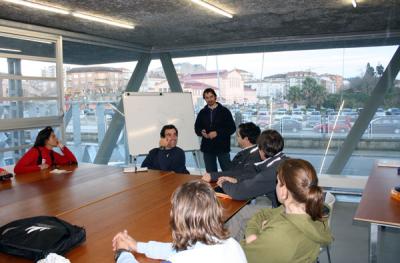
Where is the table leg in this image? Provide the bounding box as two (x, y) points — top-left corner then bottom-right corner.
(369, 223), (378, 263)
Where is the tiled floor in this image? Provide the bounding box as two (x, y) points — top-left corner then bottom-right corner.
(319, 201), (400, 263)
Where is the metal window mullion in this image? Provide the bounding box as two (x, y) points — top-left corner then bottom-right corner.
(0, 74), (57, 81)
(56, 35), (65, 142)
(0, 27), (59, 41)
(0, 144), (32, 153)
(0, 97), (58, 101)
(0, 116), (63, 132)
(0, 53), (56, 62)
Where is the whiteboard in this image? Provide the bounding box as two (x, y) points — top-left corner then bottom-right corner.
(123, 92), (200, 156)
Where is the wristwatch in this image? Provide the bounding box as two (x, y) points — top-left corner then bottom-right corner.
(114, 249), (131, 262)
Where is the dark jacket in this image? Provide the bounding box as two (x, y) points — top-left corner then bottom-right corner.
(221, 152), (288, 207)
(141, 147), (189, 174)
(194, 103), (236, 154)
(210, 145), (261, 181)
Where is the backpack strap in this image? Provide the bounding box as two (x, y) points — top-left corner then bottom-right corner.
(35, 147), (42, 165)
(49, 150), (55, 166)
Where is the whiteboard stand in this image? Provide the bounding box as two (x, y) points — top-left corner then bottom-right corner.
(192, 150), (204, 175)
(124, 155), (148, 173)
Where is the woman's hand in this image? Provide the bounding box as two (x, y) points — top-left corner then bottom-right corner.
(112, 230), (137, 252)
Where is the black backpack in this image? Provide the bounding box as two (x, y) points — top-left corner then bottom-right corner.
(0, 216), (86, 261)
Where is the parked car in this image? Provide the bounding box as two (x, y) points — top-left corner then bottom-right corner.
(305, 115), (322, 128)
(306, 108), (316, 115)
(375, 107), (386, 117)
(271, 119), (302, 132)
(313, 121), (352, 133)
(369, 116), (400, 134)
(291, 110), (304, 121)
(386, 108), (400, 116)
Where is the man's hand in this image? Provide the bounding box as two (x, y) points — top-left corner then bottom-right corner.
(246, 234), (257, 244)
(159, 138), (169, 148)
(217, 176), (237, 187)
(208, 131), (217, 139)
(202, 172), (211, 182)
(112, 230), (137, 252)
(201, 129), (209, 139)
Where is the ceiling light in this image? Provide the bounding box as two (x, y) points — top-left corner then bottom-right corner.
(72, 12), (135, 29)
(0, 47), (21, 52)
(352, 0), (357, 8)
(191, 0), (233, 18)
(3, 0), (70, 15)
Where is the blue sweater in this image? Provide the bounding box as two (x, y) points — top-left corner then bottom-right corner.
(141, 147), (189, 174)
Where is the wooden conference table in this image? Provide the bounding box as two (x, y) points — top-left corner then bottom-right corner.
(0, 163), (247, 263)
(354, 160), (400, 263)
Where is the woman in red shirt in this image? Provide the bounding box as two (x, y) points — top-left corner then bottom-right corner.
(14, 126), (77, 174)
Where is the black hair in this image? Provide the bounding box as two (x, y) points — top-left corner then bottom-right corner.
(160, 124), (178, 138)
(202, 88), (217, 99)
(257, 129), (284, 158)
(34, 126), (54, 147)
(238, 122), (261, 144)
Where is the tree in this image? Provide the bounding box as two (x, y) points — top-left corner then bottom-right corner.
(301, 77), (327, 109)
(323, 94), (341, 109)
(376, 64), (384, 77)
(286, 86), (302, 108)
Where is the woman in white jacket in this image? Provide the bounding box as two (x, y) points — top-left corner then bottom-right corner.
(112, 180), (247, 263)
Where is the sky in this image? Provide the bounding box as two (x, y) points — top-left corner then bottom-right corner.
(1, 45), (399, 79)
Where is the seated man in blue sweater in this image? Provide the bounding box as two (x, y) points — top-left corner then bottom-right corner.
(141, 124), (189, 174)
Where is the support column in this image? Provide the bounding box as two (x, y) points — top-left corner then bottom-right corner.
(327, 46), (400, 174)
(96, 102), (105, 144)
(64, 103), (73, 127)
(8, 58), (24, 159)
(160, 53), (183, 92)
(94, 53), (151, 164)
(71, 102), (81, 146)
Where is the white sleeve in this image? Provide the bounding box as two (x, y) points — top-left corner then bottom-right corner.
(136, 241), (176, 260)
(117, 251), (138, 263)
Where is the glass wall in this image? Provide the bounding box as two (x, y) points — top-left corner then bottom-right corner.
(0, 29), (62, 166)
(167, 47), (399, 175)
(2, 24), (398, 177)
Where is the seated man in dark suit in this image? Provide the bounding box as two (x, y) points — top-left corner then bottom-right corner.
(141, 124), (189, 174)
(202, 122), (261, 182)
(216, 129), (287, 207)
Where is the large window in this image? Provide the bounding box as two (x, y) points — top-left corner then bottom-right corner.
(0, 27), (63, 166)
(167, 47), (399, 175)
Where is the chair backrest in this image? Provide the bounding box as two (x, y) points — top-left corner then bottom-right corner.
(324, 191), (336, 227)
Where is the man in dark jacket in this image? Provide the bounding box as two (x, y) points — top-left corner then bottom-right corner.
(141, 124), (189, 174)
(216, 129), (287, 207)
(202, 122), (261, 182)
(216, 129), (288, 241)
(194, 88), (236, 172)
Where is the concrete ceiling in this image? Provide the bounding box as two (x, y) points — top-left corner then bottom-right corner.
(0, 0), (399, 64)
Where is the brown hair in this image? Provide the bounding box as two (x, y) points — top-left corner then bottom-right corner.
(202, 88), (217, 99)
(257, 129), (284, 158)
(277, 159), (323, 221)
(169, 180), (229, 251)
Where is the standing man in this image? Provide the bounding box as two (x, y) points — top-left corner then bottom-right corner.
(195, 88), (236, 172)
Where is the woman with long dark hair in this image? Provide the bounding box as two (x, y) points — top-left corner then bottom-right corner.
(14, 126), (77, 174)
(112, 180), (247, 263)
(242, 159), (333, 263)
